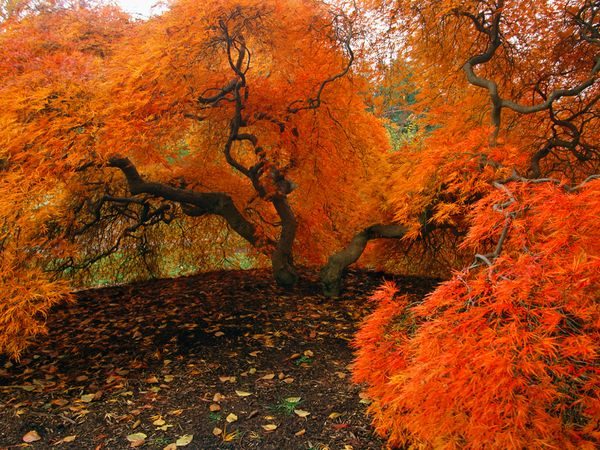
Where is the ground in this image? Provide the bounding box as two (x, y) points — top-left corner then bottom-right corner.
(0, 269), (438, 450)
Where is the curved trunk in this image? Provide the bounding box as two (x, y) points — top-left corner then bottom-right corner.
(270, 197), (298, 287)
(109, 155), (300, 288)
(109, 156), (260, 243)
(321, 223), (408, 297)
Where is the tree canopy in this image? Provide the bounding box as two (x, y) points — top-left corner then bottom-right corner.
(1, 0), (599, 447)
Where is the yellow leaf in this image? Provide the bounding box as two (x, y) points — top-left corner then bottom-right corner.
(80, 394), (95, 403)
(262, 424), (277, 431)
(226, 413), (238, 423)
(235, 390), (252, 397)
(294, 409), (310, 417)
(126, 433), (147, 443)
(175, 434), (193, 446)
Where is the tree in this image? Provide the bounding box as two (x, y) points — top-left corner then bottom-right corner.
(96, 0), (390, 287)
(351, 0), (600, 447)
(0, 0), (390, 356)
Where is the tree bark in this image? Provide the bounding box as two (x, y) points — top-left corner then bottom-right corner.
(320, 223), (408, 297)
(108, 155), (301, 287)
(108, 155), (260, 246)
(270, 197), (298, 287)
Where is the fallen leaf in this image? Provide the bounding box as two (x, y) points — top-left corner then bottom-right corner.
(209, 403), (221, 412)
(214, 331), (225, 337)
(175, 434), (193, 446)
(23, 431), (41, 443)
(285, 397), (301, 403)
(294, 409), (310, 418)
(249, 351), (260, 357)
(294, 429), (306, 436)
(153, 418), (166, 426)
(126, 433), (147, 442)
(303, 350), (314, 357)
(223, 431), (238, 442)
(164, 375), (174, 382)
(283, 377), (294, 384)
(146, 376), (159, 383)
(261, 373), (275, 380)
(163, 445), (177, 450)
(235, 390), (252, 397)
(61, 435), (77, 443)
(262, 424), (277, 431)
(80, 394), (95, 403)
(212, 427), (222, 436)
(127, 432), (147, 447)
(213, 393), (225, 402)
(359, 392), (371, 404)
(226, 413), (238, 423)
(328, 412), (343, 419)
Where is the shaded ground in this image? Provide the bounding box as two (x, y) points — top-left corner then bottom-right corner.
(0, 269), (438, 450)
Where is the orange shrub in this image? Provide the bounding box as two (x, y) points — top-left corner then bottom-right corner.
(353, 180), (600, 449)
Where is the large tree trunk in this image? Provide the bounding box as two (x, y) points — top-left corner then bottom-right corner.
(321, 223), (408, 297)
(109, 155), (301, 288)
(270, 197), (298, 287)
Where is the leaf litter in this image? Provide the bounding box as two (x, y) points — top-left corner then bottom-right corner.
(0, 269), (438, 449)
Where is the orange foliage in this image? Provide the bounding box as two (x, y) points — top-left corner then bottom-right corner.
(0, 0), (390, 355)
(354, 181), (600, 448)
(352, 0), (600, 447)
(95, 0), (390, 261)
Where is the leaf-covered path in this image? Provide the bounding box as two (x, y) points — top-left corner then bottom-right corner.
(0, 269), (438, 450)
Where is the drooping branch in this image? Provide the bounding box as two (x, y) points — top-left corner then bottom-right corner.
(459, 0), (600, 145)
(528, 94), (600, 177)
(108, 156), (261, 248)
(320, 223), (408, 297)
(287, 16), (355, 114)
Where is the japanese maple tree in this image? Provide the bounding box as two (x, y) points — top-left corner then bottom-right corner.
(351, 0), (600, 447)
(0, 0), (390, 356)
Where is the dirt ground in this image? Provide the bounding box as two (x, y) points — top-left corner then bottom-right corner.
(0, 269), (438, 450)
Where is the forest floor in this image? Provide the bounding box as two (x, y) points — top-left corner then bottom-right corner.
(0, 269), (439, 450)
